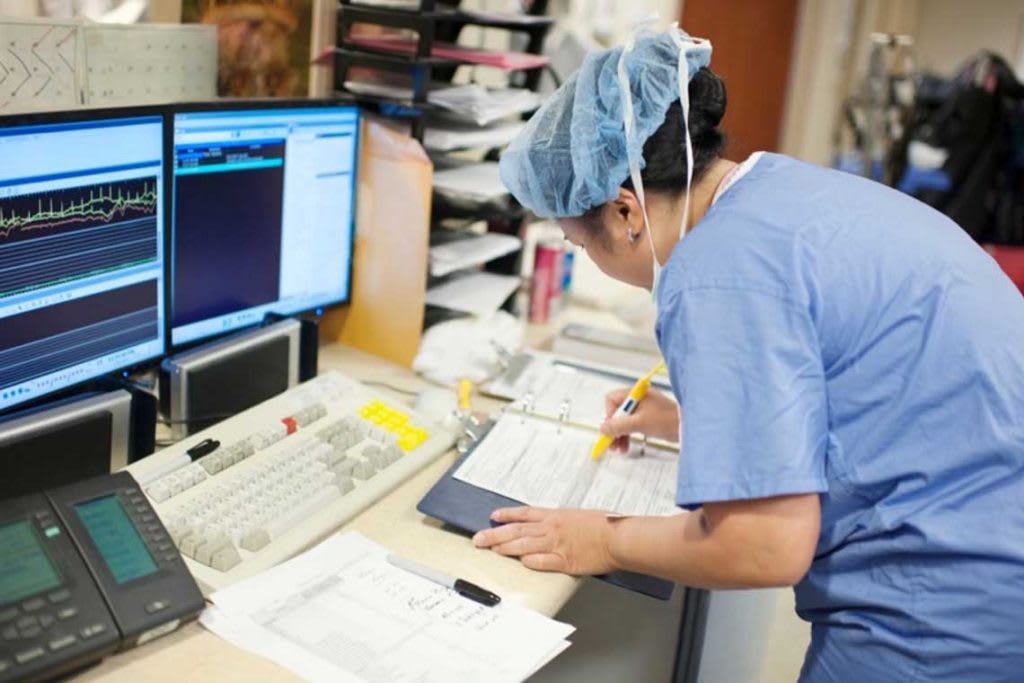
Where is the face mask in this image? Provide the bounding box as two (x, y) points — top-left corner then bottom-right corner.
(617, 24), (712, 302)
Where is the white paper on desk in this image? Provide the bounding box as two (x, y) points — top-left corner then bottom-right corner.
(426, 271), (521, 316)
(430, 232), (522, 278)
(433, 162), (507, 201)
(455, 414), (680, 517)
(202, 532), (574, 683)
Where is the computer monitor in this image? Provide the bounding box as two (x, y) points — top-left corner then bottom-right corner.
(0, 111), (167, 414)
(169, 102), (360, 348)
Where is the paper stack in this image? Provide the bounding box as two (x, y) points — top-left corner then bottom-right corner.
(343, 81), (541, 126)
(424, 119), (525, 152)
(432, 162), (508, 202)
(426, 271), (521, 317)
(201, 532), (574, 683)
(430, 232), (522, 277)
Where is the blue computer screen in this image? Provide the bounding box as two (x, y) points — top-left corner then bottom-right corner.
(0, 115), (166, 413)
(170, 105), (359, 347)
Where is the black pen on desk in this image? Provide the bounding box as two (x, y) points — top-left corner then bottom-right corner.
(386, 553), (502, 607)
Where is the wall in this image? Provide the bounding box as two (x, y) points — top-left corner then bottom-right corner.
(913, 0), (1024, 77)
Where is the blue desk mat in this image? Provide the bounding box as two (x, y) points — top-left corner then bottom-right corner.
(418, 445), (674, 601)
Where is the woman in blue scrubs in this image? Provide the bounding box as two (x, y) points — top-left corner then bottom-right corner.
(471, 27), (1024, 682)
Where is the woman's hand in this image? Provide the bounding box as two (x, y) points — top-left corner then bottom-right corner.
(602, 387), (679, 452)
(472, 506), (617, 576)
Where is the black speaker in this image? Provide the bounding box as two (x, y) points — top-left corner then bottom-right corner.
(264, 313), (319, 381)
(159, 319), (302, 439)
(0, 390), (133, 500)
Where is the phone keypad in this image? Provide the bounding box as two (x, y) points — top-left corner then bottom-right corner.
(0, 510), (108, 680)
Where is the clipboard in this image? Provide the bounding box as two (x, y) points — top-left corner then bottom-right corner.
(483, 351), (672, 405)
(417, 420), (676, 601)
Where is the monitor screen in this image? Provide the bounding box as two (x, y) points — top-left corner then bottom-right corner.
(170, 105), (359, 347)
(0, 115), (166, 413)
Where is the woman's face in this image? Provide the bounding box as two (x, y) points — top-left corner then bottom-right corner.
(558, 197), (657, 290)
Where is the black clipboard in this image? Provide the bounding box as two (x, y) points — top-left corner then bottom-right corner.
(417, 429), (675, 601)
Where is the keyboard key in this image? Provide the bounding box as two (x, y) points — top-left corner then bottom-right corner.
(352, 461), (376, 481)
(200, 455), (224, 475)
(336, 477), (355, 495)
(57, 607), (78, 621)
(47, 590), (70, 604)
(0, 607), (17, 624)
(331, 458), (356, 477)
(38, 615), (54, 629)
(241, 529), (271, 552)
(178, 533), (201, 557)
(2, 626), (17, 641)
(384, 445), (404, 465)
(19, 626), (41, 639)
(212, 546), (242, 571)
(16, 616), (37, 629)
(194, 534), (231, 566)
(146, 482), (171, 503)
(0, 659), (10, 674)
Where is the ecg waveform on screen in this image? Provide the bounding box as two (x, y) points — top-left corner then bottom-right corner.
(0, 178), (157, 242)
(0, 177), (159, 299)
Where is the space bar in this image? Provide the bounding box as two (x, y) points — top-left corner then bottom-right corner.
(267, 486), (343, 540)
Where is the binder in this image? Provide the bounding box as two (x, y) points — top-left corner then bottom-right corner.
(418, 375), (678, 600)
(417, 420), (674, 600)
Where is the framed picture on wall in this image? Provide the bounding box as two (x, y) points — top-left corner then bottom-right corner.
(182, 0), (333, 97)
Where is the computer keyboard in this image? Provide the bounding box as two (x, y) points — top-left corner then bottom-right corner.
(126, 371), (455, 595)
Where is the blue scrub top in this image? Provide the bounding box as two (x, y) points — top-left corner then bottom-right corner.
(655, 153), (1024, 682)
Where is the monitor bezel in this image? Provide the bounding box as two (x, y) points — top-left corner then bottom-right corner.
(0, 105), (170, 417)
(166, 97), (361, 352)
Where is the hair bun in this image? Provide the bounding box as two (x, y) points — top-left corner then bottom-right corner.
(688, 67), (727, 129)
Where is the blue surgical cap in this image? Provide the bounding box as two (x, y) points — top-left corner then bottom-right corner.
(499, 27), (712, 218)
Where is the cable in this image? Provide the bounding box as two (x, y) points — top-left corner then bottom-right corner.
(544, 63), (563, 89)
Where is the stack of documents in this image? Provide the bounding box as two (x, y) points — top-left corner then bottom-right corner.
(201, 532), (574, 683)
(342, 82), (541, 125)
(430, 84), (541, 126)
(339, 81), (540, 126)
(426, 271), (521, 316)
(424, 119), (525, 152)
(433, 162), (508, 202)
(430, 232), (522, 277)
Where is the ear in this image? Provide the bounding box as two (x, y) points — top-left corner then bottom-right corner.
(607, 187), (646, 245)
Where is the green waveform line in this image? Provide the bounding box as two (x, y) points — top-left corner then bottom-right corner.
(0, 180), (157, 239)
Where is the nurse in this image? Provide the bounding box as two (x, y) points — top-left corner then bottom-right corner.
(471, 26), (1024, 682)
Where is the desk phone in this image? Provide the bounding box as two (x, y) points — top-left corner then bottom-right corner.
(0, 472), (204, 683)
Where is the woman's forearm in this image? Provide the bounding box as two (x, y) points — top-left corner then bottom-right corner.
(607, 495), (820, 589)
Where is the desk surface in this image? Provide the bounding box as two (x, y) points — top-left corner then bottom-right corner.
(76, 340), (586, 682)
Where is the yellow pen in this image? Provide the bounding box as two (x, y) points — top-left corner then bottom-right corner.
(591, 362), (667, 460)
(457, 378), (473, 413)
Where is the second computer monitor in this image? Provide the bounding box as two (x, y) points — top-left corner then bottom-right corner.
(169, 103), (359, 347)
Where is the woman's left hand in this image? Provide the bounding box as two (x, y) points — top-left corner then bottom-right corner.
(472, 506), (617, 576)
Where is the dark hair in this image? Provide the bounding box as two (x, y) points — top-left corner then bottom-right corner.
(583, 67), (727, 231)
(626, 67), (727, 194)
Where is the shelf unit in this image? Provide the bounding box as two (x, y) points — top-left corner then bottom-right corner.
(334, 0), (553, 327)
